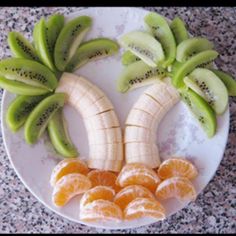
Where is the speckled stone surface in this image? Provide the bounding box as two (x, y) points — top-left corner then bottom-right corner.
(0, 7), (235, 234)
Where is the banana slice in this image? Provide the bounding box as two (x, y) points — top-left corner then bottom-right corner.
(56, 72), (123, 172)
(125, 109), (156, 129)
(133, 94), (164, 118)
(88, 127), (122, 145)
(144, 81), (179, 107)
(89, 143), (123, 160)
(124, 126), (155, 143)
(125, 142), (158, 157)
(84, 110), (120, 131)
(82, 96), (114, 118)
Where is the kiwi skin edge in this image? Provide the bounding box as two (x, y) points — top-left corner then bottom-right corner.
(211, 69), (236, 96)
(47, 108), (79, 158)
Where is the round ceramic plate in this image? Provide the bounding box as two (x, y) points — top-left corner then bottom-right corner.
(1, 7), (230, 229)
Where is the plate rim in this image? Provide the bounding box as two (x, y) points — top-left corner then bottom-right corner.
(0, 6), (231, 230)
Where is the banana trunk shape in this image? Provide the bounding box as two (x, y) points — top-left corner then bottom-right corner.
(124, 80), (180, 168)
(56, 72), (123, 172)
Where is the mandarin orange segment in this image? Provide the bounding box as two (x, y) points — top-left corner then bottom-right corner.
(80, 186), (115, 208)
(124, 197), (166, 221)
(155, 176), (197, 202)
(158, 158), (198, 180)
(114, 185), (155, 210)
(50, 158), (89, 186)
(80, 199), (123, 222)
(116, 163), (161, 192)
(52, 173), (92, 207)
(87, 170), (121, 192)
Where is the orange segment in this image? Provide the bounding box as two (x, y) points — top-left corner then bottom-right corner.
(114, 185), (155, 210)
(80, 199), (123, 222)
(158, 158), (198, 180)
(124, 197), (166, 221)
(116, 163), (161, 192)
(87, 170), (121, 192)
(80, 186), (115, 208)
(50, 158), (89, 186)
(155, 176), (197, 202)
(52, 173), (91, 207)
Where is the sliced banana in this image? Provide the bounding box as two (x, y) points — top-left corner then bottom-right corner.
(56, 72), (123, 172)
(89, 143), (123, 161)
(84, 110), (120, 131)
(125, 142), (159, 157)
(82, 96), (114, 118)
(124, 80), (180, 168)
(125, 126), (155, 143)
(125, 109), (156, 129)
(88, 127), (122, 145)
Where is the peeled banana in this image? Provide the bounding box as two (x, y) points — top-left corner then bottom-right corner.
(124, 80), (180, 168)
(56, 72), (123, 172)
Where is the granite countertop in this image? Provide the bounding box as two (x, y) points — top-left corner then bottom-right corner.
(0, 7), (235, 234)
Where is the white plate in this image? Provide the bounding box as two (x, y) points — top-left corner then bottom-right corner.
(1, 7), (230, 229)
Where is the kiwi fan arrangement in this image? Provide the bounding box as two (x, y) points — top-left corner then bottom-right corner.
(0, 14), (119, 157)
(117, 12), (235, 138)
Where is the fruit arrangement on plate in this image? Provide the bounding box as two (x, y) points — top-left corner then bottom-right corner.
(0, 10), (235, 225)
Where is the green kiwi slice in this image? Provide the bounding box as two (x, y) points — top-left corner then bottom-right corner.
(34, 18), (57, 72)
(48, 108), (78, 158)
(117, 60), (166, 93)
(176, 37), (214, 62)
(119, 31), (165, 67)
(180, 88), (217, 138)
(24, 93), (65, 144)
(121, 51), (140, 66)
(54, 16), (92, 71)
(65, 38), (119, 72)
(172, 50), (218, 88)
(144, 12), (176, 67)
(46, 14), (64, 56)
(183, 68), (228, 115)
(170, 17), (189, 45)
(0, 58), (58, 91)
(0, 77), (50, 96)
(6, 95), (47, 132)
(8, 32), (40, 62)
(211, 69), (236, 96)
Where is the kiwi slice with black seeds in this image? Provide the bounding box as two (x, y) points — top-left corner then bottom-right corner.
(117, 60), (166, 93)
(34, 18), (57, 72)
(145, 12), (176, 67)
(65, 38), (119, 72)
(24, 93), (65, 144)
(172, 50), (218, 88)
(0, 77), (50, 96)
(46, 14), (65, 57)
(180, 88), (217, 138)
(183, 68), (228, 115)
(121, 51), (140, 66)
(211, 69), (236, 96)
(6, 95), (47, 132)
(8, 32), (40, 62)
(54, 15), (92, 71)
(176, 37), (214, 63)
(0, 58), (58, 91)
(170, 17), (189, 45)
(119, 31), (165, 68)
(48, 108), (79, 158)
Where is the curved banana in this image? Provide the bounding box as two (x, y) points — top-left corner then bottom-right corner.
(124, 80), (180, 168)
(56, 72), (123, 172)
